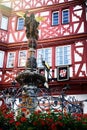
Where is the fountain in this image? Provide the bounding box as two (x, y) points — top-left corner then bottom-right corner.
(15, 13), (47, 111)
(16, 13), (46, 85)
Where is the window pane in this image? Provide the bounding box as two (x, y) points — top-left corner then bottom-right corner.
(52, 11), (59, 25)
(7, 52), (15, 68)
(56, 45), (71, 66)
(1, 16), (8, 30)
(37, 48), (52, 67)
(17, 18), (24, 30)
(62, 9), (69, 24)
(18, 50), (27, 67)
(0, 51), (4, 68)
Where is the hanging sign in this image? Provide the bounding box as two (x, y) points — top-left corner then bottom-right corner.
(57, 66), (69, 81)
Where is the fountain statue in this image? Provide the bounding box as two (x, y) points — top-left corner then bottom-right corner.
(15, 13), (47, 112)
(24, 13), (39, 40)
(16, 13), (46, 86)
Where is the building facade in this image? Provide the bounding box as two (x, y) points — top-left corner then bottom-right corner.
(0, 0), (87, 98)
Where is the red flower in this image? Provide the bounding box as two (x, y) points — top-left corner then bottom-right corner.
(46, 118), (53, 123)
(54, 109), (61, 113)
(76, 117), (81, 121)
(21, 107), (27, 112)
(76, 113), (83, 118)
(41, 120), (45, 126)
(39, 119), (45, 126)
(45, 108), (50, 113)
(46, 118), (54, 126)
(33, 121), (37, 126)
(5, 112), (14, 119)
(64, 113), (68, 117)
(58, 115), (62, 120)
(34, 110), (41, 115)
(9, 119), (15, 124)
(72, 113), (83, 118)
(20, 117), (27, 122)
(26, 111), (30, 115)
(82, 121), (87, 125)
(82, 114), (87, 119)
(15, 121), (21, 126)
(57, 121), (63, 126)
(51, 123), (57, 130)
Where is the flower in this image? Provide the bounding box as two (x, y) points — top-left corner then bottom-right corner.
(51, 123), (57, 130)
(15, 121), (21, 127)
(4, 112), (14, 119)
(0, 108), (87, 130)
(20, 117), (27, 122)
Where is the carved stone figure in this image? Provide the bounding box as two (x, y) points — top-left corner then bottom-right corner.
(24, 13), (39, 40)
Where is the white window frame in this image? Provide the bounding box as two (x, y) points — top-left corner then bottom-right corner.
(1, 16), (8, 30)
(7, 52), (15, 68)
(56, 45), (71, 66)
(52, 11), (59, 26)
(37, 48), (52, 68)
(18, 50), (27, 67)
(0, 51), (4, 68)
(17, 17), (24, 30)
(62, 9), (69, 24)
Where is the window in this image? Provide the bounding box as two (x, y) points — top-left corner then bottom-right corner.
(1, 1), (11, 8)
(1, 16), (8, 30)
(56, 45), (71, 66)
(7, 52), (15, 68)
(52, 11), (59, 25)
(18, 50), (27, 67)
(17, 17), (24, 30)
(62, 9), (69, 24)
(37, 48), (52, 68)
(0, 51), (4, 68)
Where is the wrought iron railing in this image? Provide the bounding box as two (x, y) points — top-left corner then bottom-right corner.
(0, 84), (87, 114)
